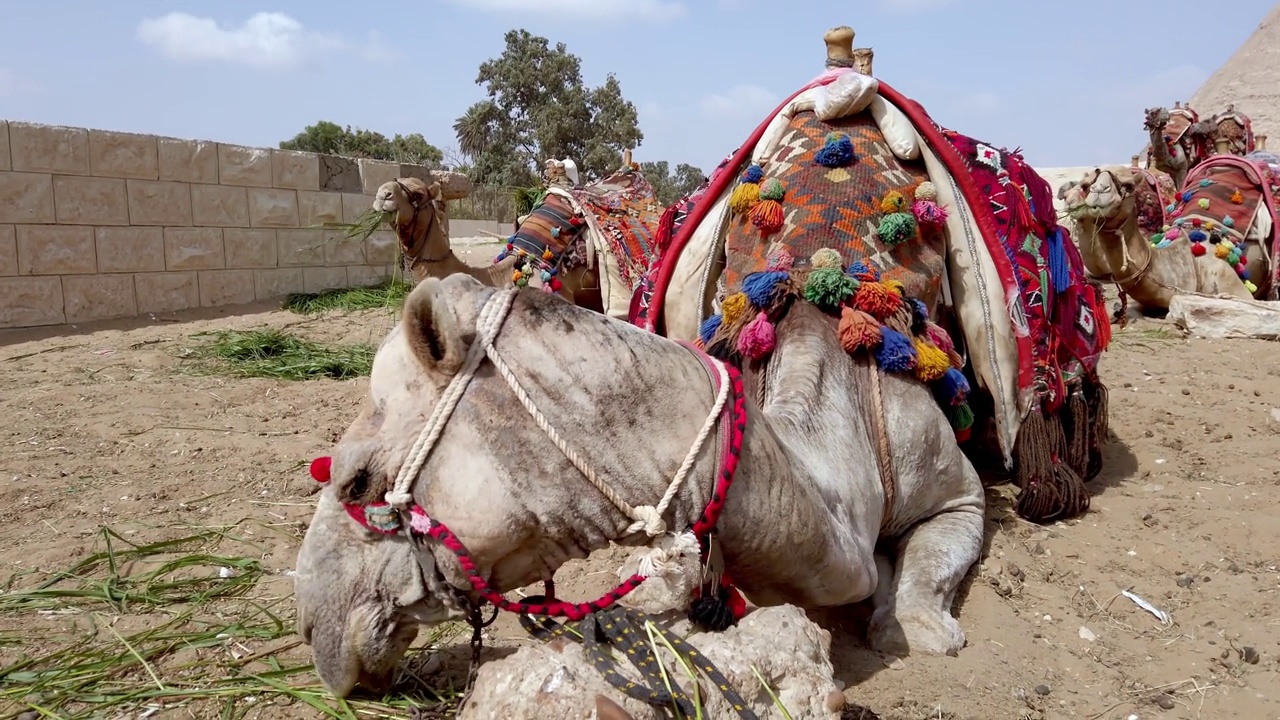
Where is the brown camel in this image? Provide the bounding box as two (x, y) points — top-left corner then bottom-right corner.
(1065, 166), (1258, 312)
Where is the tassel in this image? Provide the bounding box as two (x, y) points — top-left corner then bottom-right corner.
(877, 212), (917, 246)
(914, 339), (950, 382)
(698, 314), (723, 345)
(803, 267), (858, 310)
(1190, 241), (1207, 256)
(880, 191), (907, 213)
(1065, 392), (1090, 479)
(729, 182), (760, 214)
(909, 298), (929, 334)
(874, 327), (917, 372)
(720, 292), (749, 326)
(951, 402), (974, 442)
(853, 281), (904, 320)
(750, 199), (784, 234)
(924, 321), (954, 353)
(689, 576), (746, 632)
(933, 366), (970, 405)
(741, 270), (790, 307)
(884, 304), (914, 336)
(737, 312), (776, 359)
(1047, 227), (1071, 294)
(765, 250), (794, 271)
(1012, 412), (1090, 523)
(1231, 189), (1244, 204)
(814, 133), (855, 167)
(1085, 379), (1109, 480)
(810, 247), (843, 269)
(911, 199), (949, 225)
(947, 347), (965, 369)
(838, 307), (882, 352)
(847, 261), (879, 282)
(655, 203), (677, 252)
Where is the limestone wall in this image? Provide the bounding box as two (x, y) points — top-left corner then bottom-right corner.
(0, 120), (447, 329)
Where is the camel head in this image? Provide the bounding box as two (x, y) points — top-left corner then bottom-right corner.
(1064, 167), (1137, 224)
(1143, 107), (1169, 132)
(295, 274), (697, 697)
(371, 177), (448, 264)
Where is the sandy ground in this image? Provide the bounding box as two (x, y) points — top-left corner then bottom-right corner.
(1, 256), (1278, 719)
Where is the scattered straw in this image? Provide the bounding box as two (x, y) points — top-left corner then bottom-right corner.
(282, 280), (412, 315)
(0, 525), (465, 719)
(180, 329), (374, 381)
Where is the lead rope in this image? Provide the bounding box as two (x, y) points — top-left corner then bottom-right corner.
(385, 288), (731, 539)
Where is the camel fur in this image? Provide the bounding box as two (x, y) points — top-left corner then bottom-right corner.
(1064, 166), (1257, 311)
(294, 274), (985, 705)
(1144, 106), (1199, 189)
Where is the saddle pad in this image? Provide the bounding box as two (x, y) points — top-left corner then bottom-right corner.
(571, 169), (664, 289)
(1173, 164), (1262, 244)
(512, 192), (585, 261)
(722, 110), (945, 310)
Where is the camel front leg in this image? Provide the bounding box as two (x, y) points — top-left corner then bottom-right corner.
(867, 463), (984, 657)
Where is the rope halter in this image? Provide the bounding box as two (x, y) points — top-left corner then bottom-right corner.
(383, 288), (731, 539)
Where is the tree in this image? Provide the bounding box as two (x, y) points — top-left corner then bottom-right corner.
(639, 160), (707, 206)
(279, 121), (444, 167)
(455, 29), (644, 186)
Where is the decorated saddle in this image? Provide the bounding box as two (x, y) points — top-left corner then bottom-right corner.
(629, 29), (1110, 524)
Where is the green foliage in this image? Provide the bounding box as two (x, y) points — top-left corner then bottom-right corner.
(512, 186), (547, 217)
(279, 120), (444, 167)
(181, 329), (374, 380)
(455, 29), (644, 186)
(640, 160), (707, 205)
(282, 280), (412, 315)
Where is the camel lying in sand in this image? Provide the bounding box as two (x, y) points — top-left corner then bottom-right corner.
(295, 274), (985, 710)
(1065, 166), (1265, 311)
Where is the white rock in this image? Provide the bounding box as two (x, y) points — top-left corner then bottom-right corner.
(1168, 294), (1280, 340)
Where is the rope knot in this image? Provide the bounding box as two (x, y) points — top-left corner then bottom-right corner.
(384, 490), (414, 509)
(627, 505), (668, 537)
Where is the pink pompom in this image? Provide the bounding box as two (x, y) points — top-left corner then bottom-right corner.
(1164, 226), (1181, 240)
(765, 250), (794, 271)
(912, 199), (949, 225)
(923, 321), (954, 354)
(737, 312), (776, 359)
(1237, 261), (1247, 274)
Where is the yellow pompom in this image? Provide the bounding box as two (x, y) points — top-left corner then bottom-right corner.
(883, 279), (906, 296)
(881, 191), (907, 213)
(720, 292), (749, 325)
(914, 339), (950, 382)
(543, 248), (554, 261)
(1245, 280), (1258, 294)
(1214, 243), (1231, 259)
(729, 182), (761, 214)
(512, 270), (523, 282)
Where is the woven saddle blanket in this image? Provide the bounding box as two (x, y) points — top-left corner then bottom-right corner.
(570, 167), (665, 290)
(722, 110), (946, 312)
(1173, 159), (1267, 244)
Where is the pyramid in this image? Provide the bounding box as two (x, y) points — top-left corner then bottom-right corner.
(1188, 2), (1280, 147)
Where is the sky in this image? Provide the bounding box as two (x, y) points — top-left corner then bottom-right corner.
(0, 0), (1274, 175)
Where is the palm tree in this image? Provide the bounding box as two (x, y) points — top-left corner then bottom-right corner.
(453, 101), (501, 159)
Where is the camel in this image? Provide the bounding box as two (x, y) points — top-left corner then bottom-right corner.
(373, 155), (664, 320)
(1058, 179), (1114, 281)
(1143, 105), (1201, 188)
(295, 274), (985, 700)
(1064, 166), (1262, 311)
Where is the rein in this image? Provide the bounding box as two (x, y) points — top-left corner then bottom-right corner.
(394, 180), (450, 264)
(311, 288), (749, 622)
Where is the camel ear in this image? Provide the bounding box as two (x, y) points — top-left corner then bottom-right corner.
(595, 694), (635, 720)
(402, 278), (467, 375)
(425, 181), (443, 201)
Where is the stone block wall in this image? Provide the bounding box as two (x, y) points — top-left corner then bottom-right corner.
(0, 120), (437, 329)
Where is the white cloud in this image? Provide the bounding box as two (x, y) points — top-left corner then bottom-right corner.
(700, 84), (777, 117)
(135, 12), (351, 69)
(0, 67), (39, 98)
(440, 0), (687, 23)
(952, 91), (1003, 115)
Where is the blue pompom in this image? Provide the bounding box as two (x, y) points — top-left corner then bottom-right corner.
(494, 250), (508, 263)
(1241, 268), (1250, 280)
(1199, 179), (1212, 187)
(874, 327), (917, 373)
(814, 135), (855, 167)
(741, 270), (790, 307)
(938, 367), (970, 403)
(910, 298), (929, 333)
(1188, 229), (1207, 242)
(743, 165), (764, 183)
(846, 261), (879, 280)
(1181, 190), (1194, 202)
(698, 314), (723, 345)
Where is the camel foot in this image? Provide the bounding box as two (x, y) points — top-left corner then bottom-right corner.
(867, 602), (966, 657)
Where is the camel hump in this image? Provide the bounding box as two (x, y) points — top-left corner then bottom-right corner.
(824, 25), (855, 62)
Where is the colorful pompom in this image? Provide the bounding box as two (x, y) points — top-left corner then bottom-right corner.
(880, 191), (907, 213)
(743, 165), (764, 183)
(1231, 189), (1244, 204)
(1197, 198), (1211, 209)
(838, 307), (882, 352)
(878, 212), (917, 246)
(741, 270), (790, 307)
(750, 199), (785, 234)
(803, 267), (858, 310)
(1188, 229), (1207, 242)
(698, 314), (723, 345)
(1245, 280), (1258, 294)
(810, 248), (843, 269)
(737, 312), (776, 359)
(874, 327), (918, 372)
(729, 182), (760, 214)
(923, 321), (954, 354)
(912, 199), (948, 225)
(914, 339), (950, 382)
(814, 133), (855, 167)
(847, 261), (878, 282)
(1190, 241), (1207, 256)
(720, 292), (749, 326)
(914, 181), (937, 201)
(759, 178), (785, 201)
(765, 250), (794, 271)
(853, 281), (904, 320)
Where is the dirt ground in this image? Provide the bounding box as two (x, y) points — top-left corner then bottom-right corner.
(1, 271), (1278, 719)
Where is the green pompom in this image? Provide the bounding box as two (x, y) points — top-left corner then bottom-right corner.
(759, 177), (786, 201)
(1149, 232), (1164, 246)
(878, 212), (917, 247)
(803, 267), (857, 310)
(951, 401), (974, 431)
